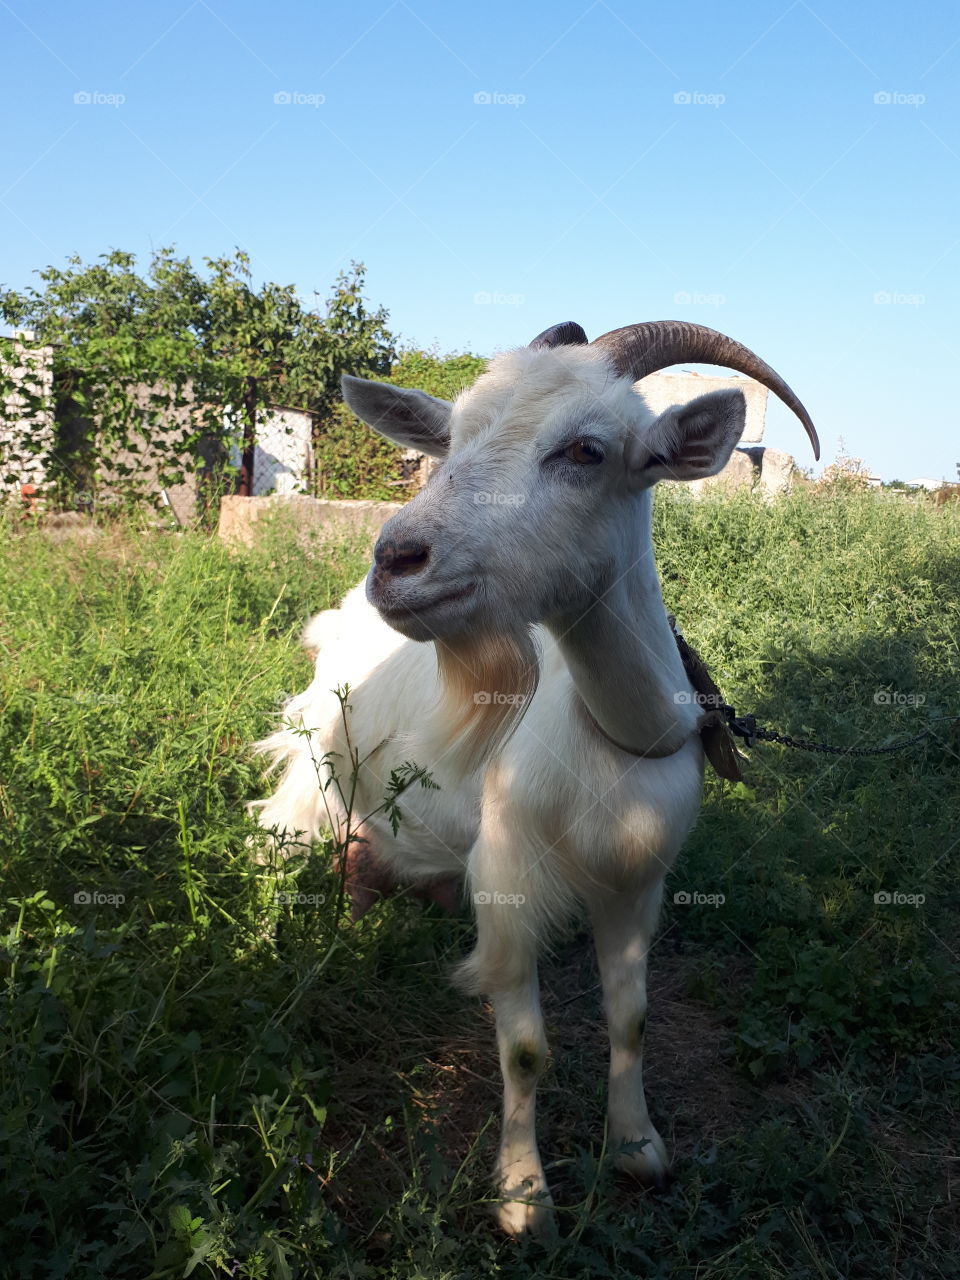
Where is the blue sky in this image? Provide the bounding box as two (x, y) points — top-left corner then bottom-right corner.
(2, 0), (958, 479)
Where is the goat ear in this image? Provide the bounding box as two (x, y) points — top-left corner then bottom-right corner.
(341, 374), (452, 458)
(631, 388), (746, 484)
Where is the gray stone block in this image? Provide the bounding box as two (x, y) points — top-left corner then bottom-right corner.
(218, 494), (401, 550)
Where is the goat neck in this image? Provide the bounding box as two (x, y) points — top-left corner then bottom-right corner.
(546, 491), (699, 758)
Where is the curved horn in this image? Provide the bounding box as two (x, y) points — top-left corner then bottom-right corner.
(591, 321), (819, 460)
(529, 321), (589, 350)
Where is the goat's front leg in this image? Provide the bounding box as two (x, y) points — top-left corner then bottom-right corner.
(460, 864), (553, 1236)
(490, 969), (552, 1235)
(588, 880), (669, 1185)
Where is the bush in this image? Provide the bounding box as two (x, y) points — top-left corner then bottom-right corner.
(311, 348), (487, 499)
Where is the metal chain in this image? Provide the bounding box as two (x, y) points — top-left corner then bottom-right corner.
(669, 618), (957, 760)
(720, 705), (959, 757)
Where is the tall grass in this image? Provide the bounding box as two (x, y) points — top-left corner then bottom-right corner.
(1, 489), (958, 1279)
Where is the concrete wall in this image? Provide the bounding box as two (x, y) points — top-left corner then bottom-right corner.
(218, 493), (402, 550)
(639, 371), (768, 443)
(94, 382), (218, 524)
(1, 345), (216, 519)
(0, 343), (315, 518)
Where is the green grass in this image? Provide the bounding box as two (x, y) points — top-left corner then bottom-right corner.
(1, 488), (958, 1279)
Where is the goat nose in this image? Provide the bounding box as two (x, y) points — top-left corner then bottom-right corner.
(374, 538), (430, 577)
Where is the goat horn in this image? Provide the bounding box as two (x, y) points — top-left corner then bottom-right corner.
(529, 321), (589, 350)
(591, 321), (820, 460)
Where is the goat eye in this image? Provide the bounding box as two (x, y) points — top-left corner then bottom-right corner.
(563, 439), (604, 465)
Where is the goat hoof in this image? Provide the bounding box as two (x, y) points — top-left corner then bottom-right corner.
(497, 1202), (554, 1239)
(494, 1164), (555, 1237)
(613, 1129), (671, 1188)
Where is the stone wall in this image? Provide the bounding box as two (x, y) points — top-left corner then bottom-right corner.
(0, 336), (55, 498)
(686, 445), (797, 498)
(1, 340), (315, 519)
(218, 493), (402, 550)
(640, 371), (768, 443)
(93, 383), (216, 525)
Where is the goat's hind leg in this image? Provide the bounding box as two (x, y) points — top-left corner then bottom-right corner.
(588, 880), (669, 1185)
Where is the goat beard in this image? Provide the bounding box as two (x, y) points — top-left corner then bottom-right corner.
(425, 627), (540, 775)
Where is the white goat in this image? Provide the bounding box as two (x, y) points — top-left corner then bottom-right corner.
(250, 320), (818, 1235)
